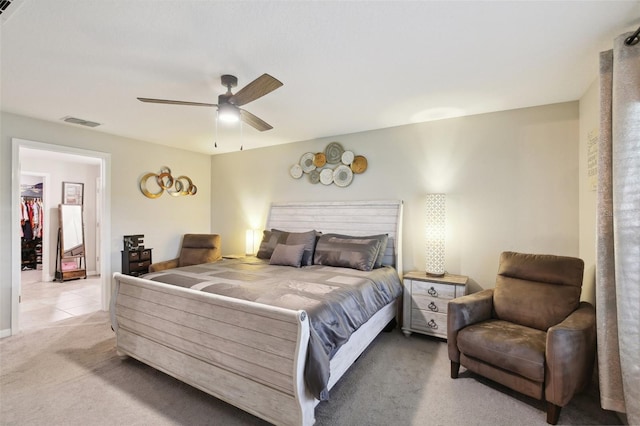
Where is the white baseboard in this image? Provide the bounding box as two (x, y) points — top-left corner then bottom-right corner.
(0, 328), (12, 339)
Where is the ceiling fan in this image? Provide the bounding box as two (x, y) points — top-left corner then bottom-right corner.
(137, 73), (283, 132)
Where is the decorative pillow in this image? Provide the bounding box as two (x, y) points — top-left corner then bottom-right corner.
(278, 229), (317, 266)
(322, 233), (388, 268)
(287, 230), (316, 266)
(256, 230), (288, 259)
(313, 235), (381, 271)
(269, 243), (306, 267)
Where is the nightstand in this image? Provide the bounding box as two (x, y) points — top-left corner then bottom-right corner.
(121, 248), (153, 276)
(402, 271), (468, 340)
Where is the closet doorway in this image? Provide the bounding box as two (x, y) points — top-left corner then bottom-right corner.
(11, 138), (111, 335)
(19, 173), (48, 286)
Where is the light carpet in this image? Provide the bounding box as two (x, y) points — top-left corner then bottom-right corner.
(0, 311), (622, 425)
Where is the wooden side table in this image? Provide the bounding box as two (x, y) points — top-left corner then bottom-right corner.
(402, 271), (468, 340)
(121, 248), (152, 276)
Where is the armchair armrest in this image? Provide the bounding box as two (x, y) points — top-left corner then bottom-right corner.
(148, 258), (179, 273)
(447, 289), (494, 363)
(545, 302), (596, 407)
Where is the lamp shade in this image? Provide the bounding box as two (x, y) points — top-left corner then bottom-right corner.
(245, 229), (260, 255)
(426, 194), (445, 276)
(218, 103), (240, 123)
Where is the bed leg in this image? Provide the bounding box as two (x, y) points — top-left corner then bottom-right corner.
(116, 349), (129, 360)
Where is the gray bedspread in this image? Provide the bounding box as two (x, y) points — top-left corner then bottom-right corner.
(142, 257), (402, 400)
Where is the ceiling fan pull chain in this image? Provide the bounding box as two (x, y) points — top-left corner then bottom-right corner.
(214, 110), (219, 148)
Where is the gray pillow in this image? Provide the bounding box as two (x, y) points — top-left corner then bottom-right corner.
(269, 243), (306, 267)
(273, 229), (317, 266)
(256, 230), (288, 259)
(322, 233), (388, 268)
(313, 235), (381, 271)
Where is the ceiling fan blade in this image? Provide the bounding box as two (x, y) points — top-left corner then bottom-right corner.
(230, 74), (283, 106)
(240, 109), (273, 132)
(137, 97), (217, 107)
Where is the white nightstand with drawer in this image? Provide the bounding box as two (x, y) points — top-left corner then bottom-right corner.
(402, 271), (468, 339)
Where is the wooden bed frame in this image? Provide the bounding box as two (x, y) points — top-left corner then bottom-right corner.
(110, 200), (403, 426)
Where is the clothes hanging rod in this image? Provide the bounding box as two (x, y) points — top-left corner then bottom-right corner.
(625, 25), (640, 45)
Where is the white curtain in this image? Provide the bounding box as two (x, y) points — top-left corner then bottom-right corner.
(596, 31), (640, 424)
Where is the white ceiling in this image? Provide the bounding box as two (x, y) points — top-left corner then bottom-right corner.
(2, 1), (639, 155)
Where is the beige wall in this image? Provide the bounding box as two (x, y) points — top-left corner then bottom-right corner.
(578, 79), (599, 304)
(1, 112), (212, 333)
(211, 102), (580, 293)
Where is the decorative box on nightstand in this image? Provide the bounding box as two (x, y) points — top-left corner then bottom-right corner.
(402, 271), (468, 340)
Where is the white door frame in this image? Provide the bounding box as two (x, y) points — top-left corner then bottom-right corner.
(11, 138), (112, 335)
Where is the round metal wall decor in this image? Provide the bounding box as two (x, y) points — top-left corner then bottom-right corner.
(341, 150), (354, 165)
(300, 152), (316, 173)
(325, 142), (345, 164)
(290, 164), (303, 179)
(140, 166), (197, 198)
(333, 165), (353, 187)
(289, 142), (367, 188)
(313, 152), (327, 168)
(350, 155), (368, 174)
(308, 169), (320, 184)
(320, 168), (334, 185)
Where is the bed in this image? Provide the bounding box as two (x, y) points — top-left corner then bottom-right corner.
(110, 200), (403, 426)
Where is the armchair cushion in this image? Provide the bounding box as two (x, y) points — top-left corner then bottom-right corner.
(457, 319), (546, 382)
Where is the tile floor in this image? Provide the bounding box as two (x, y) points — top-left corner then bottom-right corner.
(19, 268), (102, 330)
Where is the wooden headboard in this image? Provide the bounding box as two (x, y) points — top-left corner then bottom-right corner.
(265, 200), (403, 272)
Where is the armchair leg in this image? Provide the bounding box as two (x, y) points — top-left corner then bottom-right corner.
(546, 403), (561, 425)
(450, 361), (460, 379)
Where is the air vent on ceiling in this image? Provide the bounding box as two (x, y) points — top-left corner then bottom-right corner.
(0, 0), (14, 14)
(1, 0), (24, 23)
(61, 116), (102, 128)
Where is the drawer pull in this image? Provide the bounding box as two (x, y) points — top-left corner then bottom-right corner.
(428, 301), (438, 312)
(427, 286), (438, 297)
(427, 319), (438, 329)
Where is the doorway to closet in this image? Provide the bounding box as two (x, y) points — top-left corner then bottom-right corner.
(12, 139), (111, 334)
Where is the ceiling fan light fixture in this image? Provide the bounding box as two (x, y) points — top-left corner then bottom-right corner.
(218, 103), (240, 123)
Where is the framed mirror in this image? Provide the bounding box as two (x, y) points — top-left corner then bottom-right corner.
(56, 203), (87, 281)
(60, 204), (84, 256)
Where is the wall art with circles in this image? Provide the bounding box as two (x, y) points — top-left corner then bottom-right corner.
(289, 142), (367, 187)
(140, 166), (197, 198)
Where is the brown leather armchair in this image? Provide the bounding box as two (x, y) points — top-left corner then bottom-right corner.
(149, 234), (222, 272)
(448, 252), (596, 425)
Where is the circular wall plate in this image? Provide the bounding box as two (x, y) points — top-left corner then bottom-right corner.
(320, 168), (334, 185)
(300, 152), (316, 173)
(290, 164), (303, 179)
(341, 150), (354, 165)
(333, 165), (354, 187)
(350, 155), (368, 174)
(308, 169), (320, 184)
(325, 142), (344, 164)
(313, 152), (327, 168)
